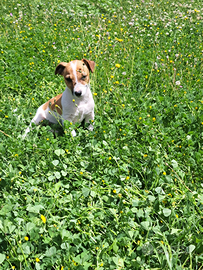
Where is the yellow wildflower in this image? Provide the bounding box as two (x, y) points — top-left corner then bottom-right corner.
(41, 215), (46, 224)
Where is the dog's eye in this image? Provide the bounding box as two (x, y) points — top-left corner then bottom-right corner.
(66, 77), (72, 82)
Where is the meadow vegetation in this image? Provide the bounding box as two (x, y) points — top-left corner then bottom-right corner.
(0, 0), (203, 269)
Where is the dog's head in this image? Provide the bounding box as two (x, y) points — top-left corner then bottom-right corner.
(55, 59), (95, 97)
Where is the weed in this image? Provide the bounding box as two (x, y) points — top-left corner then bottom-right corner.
(0, 0), (203, 269)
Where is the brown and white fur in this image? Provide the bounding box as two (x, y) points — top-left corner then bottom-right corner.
(23, 59), (95, 137)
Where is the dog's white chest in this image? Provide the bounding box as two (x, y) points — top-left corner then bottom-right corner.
(62, 95), (94, 124)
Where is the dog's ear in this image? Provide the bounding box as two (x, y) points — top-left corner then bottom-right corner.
(55, 62), (67, 75)
(82, 59), (95, 73)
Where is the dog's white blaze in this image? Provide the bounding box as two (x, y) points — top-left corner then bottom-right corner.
(70, 60), (87, 96)
(70, 61), (78, 84)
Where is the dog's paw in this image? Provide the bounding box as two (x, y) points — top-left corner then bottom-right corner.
(71, 129), (76, 137)
(88, 124), (94, 131)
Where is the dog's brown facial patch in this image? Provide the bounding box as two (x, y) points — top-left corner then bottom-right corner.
(42, 93), (63, 115)
(75, 60), (90, 83)
(62, 60), (90, 91)
(64, 66), (74, 93)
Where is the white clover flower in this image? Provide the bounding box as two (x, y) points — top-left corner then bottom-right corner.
(175, 81), (181, 85)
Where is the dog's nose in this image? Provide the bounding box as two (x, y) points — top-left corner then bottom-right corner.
(75, 91), (82, 97)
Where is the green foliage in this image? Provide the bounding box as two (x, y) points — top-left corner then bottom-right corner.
(0, 0), (203, 269)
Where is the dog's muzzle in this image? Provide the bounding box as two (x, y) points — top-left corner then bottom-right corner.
(73, 83), (88, 97)
(75, 90), (82, 97)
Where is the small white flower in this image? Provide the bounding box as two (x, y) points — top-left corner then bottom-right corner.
(175, 81), (181, 85)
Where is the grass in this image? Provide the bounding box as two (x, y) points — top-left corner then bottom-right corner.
(0, 0), (203, 269)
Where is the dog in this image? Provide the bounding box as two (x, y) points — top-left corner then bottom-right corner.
(23, 59), (95, 137)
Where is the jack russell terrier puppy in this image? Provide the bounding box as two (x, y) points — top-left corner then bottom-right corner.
(23, 59), (95, 137)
